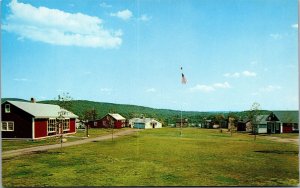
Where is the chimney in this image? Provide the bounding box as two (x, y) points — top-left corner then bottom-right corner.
(30, 97), (36, 103)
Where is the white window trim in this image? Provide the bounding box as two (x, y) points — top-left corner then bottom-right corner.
(63, 119), (70, 131)
(47, 118), (57, 134)
(5, 104), (11, 113)
(1, 121), (14, 131)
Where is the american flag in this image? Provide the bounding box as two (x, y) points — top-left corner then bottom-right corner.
(181, 67), (187, 84)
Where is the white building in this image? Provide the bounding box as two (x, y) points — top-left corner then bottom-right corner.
(129, 118), (162, 129)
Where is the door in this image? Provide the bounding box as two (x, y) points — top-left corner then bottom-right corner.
(271, 123), (275, 134)
(134, 123), (145, 129)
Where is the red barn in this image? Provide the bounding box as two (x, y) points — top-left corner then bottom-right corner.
(89, 113), (126, 129)
(1, 100), (78, 140)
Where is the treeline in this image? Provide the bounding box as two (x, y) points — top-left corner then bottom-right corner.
(1, 98), (270, 126)
(40, 100), (271, 126)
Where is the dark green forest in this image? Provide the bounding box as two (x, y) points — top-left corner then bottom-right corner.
(2, 98), (271, 126)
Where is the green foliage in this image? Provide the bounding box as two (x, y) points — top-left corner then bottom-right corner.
(56, 92), (73, 110)
(39, 100), (220, 126)
(2, 97), (272, 127)
(83, 108), (98, 121)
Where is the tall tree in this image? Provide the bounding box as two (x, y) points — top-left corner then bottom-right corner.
(248, 102), (261, 140)
(83, 108), (98, 121)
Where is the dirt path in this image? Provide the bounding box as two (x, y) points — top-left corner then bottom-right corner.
(2, 129), (141, 159)
(260, 136), (299, 145)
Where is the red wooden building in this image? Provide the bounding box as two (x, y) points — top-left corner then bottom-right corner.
(1, 100), (78, 140)
(88, 113), (126, 129)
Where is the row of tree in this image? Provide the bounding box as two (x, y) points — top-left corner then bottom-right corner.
(51, 93), (266, 129)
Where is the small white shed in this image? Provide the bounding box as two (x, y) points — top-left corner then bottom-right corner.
(129, 118), (162, 129)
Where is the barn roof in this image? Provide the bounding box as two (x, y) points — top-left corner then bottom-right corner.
(108, 113), (126, 120)
(255, 115), (268, 124)
(6, 101), (78, 119)
(130, 118), (161, 124)
(273, 111), (299, 124)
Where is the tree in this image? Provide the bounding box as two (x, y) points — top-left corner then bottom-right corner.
(214, 114), (225, 132)
(55, 92), (73, 150)
(57, 92), (73, 110)
(228, 117), (236, 136)
(83, 108), (98, 121)
(247, 102), (261, 140)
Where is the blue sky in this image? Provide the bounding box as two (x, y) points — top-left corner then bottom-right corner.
(1, 0), (298, 111)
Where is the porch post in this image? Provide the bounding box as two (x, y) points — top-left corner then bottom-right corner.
(32, 118), (35, 140)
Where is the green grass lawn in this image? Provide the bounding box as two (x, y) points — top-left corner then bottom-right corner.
(2, 128), (126, 151)
(2, 128), (299, 186)
(261, 132), (299, 139)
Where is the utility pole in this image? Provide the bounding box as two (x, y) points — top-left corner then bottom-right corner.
(111, 118), (114, 142)
(57, 111), (65, 150)
(86, 122), (89, 137)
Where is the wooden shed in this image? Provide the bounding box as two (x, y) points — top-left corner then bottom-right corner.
(237, 118), (251, 132)
(175, 118), (188, 128)
(89, 113), (126, 129)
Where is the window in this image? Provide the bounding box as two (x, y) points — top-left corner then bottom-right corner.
(5, 104), (10, 113)
(260, 124), (267, 128)
(48, 119), (56, 133)
(1, 122), (14, 131)
(63, 119), (70, 131)
(276, 123), (280, 130)
(293, 124), (299, 130)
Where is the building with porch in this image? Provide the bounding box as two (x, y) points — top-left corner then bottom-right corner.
(1, 100), (78, 140)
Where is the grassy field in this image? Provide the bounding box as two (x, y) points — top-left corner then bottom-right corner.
(2, 128), (299, 186)
(2, 128), (126, 151)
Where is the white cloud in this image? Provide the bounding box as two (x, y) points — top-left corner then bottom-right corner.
(14, 78), (29, 82)
(190, 82), (231, 93)
(99, 2), (112, 8)
(3, 0), (122, 48)
(224, 70), (256, 78)
(224, 72), (240, 78)
(292, 23), (298, 29)
(146, 88), (156, 92)
(138, 14), (151, 22)
(242, 71), (256, 77)
(213, 82), (231, 89)
(110, 9), (133, 21)
(270, 33), (282, 40)
(190, 85), (215, 92)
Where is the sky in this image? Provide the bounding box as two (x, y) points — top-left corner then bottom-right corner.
(1, 0), (299, 112)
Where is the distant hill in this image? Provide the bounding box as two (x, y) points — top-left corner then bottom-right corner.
(2, 97), (275, 125)
(39, 100), (218, 125)
(1, 98), (29, 103)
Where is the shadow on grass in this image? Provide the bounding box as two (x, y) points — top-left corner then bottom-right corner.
(254, 150), (298, 155)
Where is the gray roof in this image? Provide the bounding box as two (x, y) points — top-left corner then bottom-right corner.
(273, 111), (299, 124)
(130, 118), (161, 124)
(254, 115), (268, 124)
(7, 101), (78, 119)
(108, 113), (126, 120)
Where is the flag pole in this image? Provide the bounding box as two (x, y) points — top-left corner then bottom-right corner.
(180, 67), (187, 137)
(180, 106), (182, 136)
